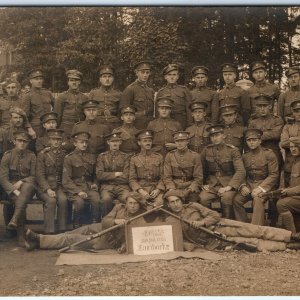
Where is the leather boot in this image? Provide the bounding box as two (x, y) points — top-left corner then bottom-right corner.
(7, 207), (24, 229)
(222, 205), (234, 219)
(25, 229), (40, 251)
(73, 211), (81, 229)
(280, 211), (296, 233)
(16, 211), (26, 247)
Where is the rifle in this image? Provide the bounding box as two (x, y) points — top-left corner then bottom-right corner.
(59, 205), (163, 253)
(261, 189), (283, 202)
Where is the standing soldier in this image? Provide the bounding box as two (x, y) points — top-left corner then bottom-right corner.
(62, 131), (101, 228)
(36, 129), (68, 234)
(96, 132), (130, 218)
(190, 66), (219, 124)
(200, 125), (245, 219)
(21, 69), (55, 137)
(120, 61), (155, 129)
(156, 64), (192, 129)
(112, 105), (140, 155)
(89, 65), (121, 131)
(185, 101), (211, 154)
(54, 69), (87, 139)
(147, 97), (182, 156)
(218, 63), (250, 124)
(164, 131), (202, 203)
(233, 129), (279, 225)
(247, 61), (280, 115)
(72, 99), (110, 156)
(278, 66), (300, 122)
(129, 130), (165, 206)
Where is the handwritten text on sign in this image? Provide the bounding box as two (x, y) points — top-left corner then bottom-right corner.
(132, 225), (174, 255)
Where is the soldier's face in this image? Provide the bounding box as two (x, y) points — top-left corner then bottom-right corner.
(256, 104), (271, 117)
(135, 69), (151, 83)
(175, 139), (189, 150)
(99, 74), (114, 87)
(167, 196), (183, 213)
(30, 76), (43, 88)
(10, 113), (24, 127)
(121, 112), (135, 124)
(292, 108), (300, 121)
(164, 71), (179, 84)
(223, 72), (236, 84)
(126, 197), (140, 214)
(252, 69), (266, 82)
(192, 109), (206, 122)
(210, 132), (224, 145)
(158, 106), (171, 118)
(68, 78), (81, 90)
(49, 137), (62, 149)
(288, 73), (300, 87)
(246, 137), (261, 150)
(290, 142), (300, 156)
(222, 112), (237, 125)
(138, 137), (152, 150)
(84, 108), (98, 120)
(74, 139), (88, 151)
(5, 83), (18, 97)
(107, 139), (122, 151)
(43, 120), (57, 130)
(14, 138), (29, 150)
(193, 74), (208, 87)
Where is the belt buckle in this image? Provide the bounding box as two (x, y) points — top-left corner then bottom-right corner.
(215, 171), (221, 177)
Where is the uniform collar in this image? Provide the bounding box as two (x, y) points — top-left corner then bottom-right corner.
(177, 147), (188, 155)
(197, 85), (207, 91)
(250, 145), (262, 155)
(136, 80), (148, 87)
(225, 82), (236, 89)
(140, 149), (151, 156)
(255, 80), (267, 88)
(122, 123), (134, 129)
(291, 85), (300, 92)
(195, 120), (205, 126)
(166, 83), (178, 89)
(69, 88), (79, 94)
(213, 142), (225, 150)
(100, 85), (113, 92)
(110, 150), (120, 155)
(86, 119), (96, 125)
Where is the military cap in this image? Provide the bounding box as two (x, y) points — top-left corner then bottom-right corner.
(189, 101), (208, 111)
(289, 137), (300, 146)
(82, 99), (99, 109)
(40, 112), (58, 123)
(191, 66), (209, 77)
(291, 99), (300, 110)
(120, 105), (137, 115)
(126, 191), (145, 204)
(250, 61), (267, 72)
(221, 63), (237, 73)
(206, 124), (225, 136)
(66, 69), (83, 80)
(3, 78), (20, 88)
(286, 66), (300, 77)
(156, 97), (174, 108)
(173, 131), (190, 141)
(47, 128), (64, 139)
(99, 65), (115, 76)
(254, 94), (272, 105)
(105, 132), (122, 141)
(135, 130), (153, 140)
(13, 130), (31, 141)
(162, 64), (179, 76)
(134, 60), (152, 71)
(220, 104), (238, 115)
(244, 128), (263, 140)
(28, 69), (44, 79)
(9, 107), (26, 117)
(71, 131), (91, 141)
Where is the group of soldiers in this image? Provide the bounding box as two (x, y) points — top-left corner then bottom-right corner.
(2, 59), (300, 252)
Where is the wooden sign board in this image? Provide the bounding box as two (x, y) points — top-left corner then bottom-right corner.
(126, 219), (183, 255)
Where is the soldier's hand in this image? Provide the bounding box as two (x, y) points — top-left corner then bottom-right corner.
(104, 109), (111, 116)
(281, 188), (289, 196)
(138, 189), (151, 200)
(13, 190), (21, 197)
(240, 185), (251, 197)
(78, 191), (88, 199)
(165, 143), (176, 150)
(27, 127), (36, 139)
(251, 187), (263, 198)
(114, 219), (127, 225)
(115, 172), (123, 177)
(191, 220), (205, 229)
(47, 189), (56, 198)
(149, 189), (160, 199)
(13, 180), (23, 190)
(218, 186), (232, 194)
(90, 183), (98, 191)
(202, 185), (210, 191)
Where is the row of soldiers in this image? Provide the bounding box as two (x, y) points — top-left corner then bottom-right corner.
(1, 60), (300, 247)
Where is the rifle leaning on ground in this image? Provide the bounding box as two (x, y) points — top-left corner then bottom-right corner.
(59, 205), (163, 253)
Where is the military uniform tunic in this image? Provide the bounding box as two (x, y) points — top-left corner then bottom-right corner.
(222, 121), (245, 153)
(278, 86), (300, 122)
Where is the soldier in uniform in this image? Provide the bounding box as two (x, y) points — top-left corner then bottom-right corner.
(120, 61), (155, 129)
(36, 129), (68, 234)
(21, 69), (55, 137)
(62, 131), (101, 228)
(185, 101), (211, 153)
(96, 132), (130, 218)
(147, 97), (182, 156)
(112, 105), (140, 155)
(233, 129), (279, 225)
(0, 130), (36, 246)
(89, 65), (121, 131)
(164, 131), (202, 203)
(220, 103), (245, 153)
(248, 94), (284, 166)
(278, 66), (300, 122)
(72, 99), (110, 156)
(190, 66), (219, 124)
(54, 69), (87, 138)
(156, 63), (192, 129)
(247, 61), (280, 115)
(218, 63), (250, 124)
(129, 130), (165, 206)
(200, 124), (245, 219)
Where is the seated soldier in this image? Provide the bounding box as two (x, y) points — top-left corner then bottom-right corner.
(233, 129), (279, 225)
(96, 132), (130, 218)
(164, 190), (300, 252)
(24, 192), (147, 252)
(0, 130), (36, 246)
(62, 130), (101, 228)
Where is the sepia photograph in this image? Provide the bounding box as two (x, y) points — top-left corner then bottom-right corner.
(0, 5), (300, 297)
